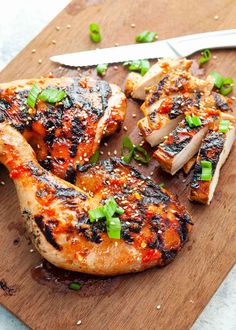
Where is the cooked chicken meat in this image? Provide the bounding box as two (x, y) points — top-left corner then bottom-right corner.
(0, 76), (126, 181)
(189, 123), (236, 204)
(0, 122), (192, 275)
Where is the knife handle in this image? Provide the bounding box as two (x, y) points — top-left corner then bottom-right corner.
(169, 29), (236, 57)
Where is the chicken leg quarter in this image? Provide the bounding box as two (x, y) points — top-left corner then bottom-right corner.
(0, 122), (192, 276)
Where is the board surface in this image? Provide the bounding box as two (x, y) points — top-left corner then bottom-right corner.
(0, 0), (236, 329)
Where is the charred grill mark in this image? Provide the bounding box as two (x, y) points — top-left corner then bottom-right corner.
(147, 75), (169, 105)
(70, 116), (87, 158)
(65, 166), (77, 184)
(213, 92), (231, 111)
(168, 96), (194, 119)
(34, 215), (61, 250)
(77, 217), (106, 244)
(191, 131), (225, 187)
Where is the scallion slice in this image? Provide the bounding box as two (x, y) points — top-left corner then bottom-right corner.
(89, 149), (100, 164)
(124, 59), (150, 76)
(68, 282), (82, 291)
(121, 136), (135, 163)
(107, 217), (121, 239)
(38, 88), (66, 103)
(185, 115), (202, 128)
(219, 119), (230, 133)
(135, 31), (157, 43)
(199, 49), (212, 65)
(210, 71), (225, 89)
(104, 197), (118, 218)
(220, 77), (234, 96)
(88, 206), (105, 222)
(96, 63), (108, 76)
(201, 160), (212, 181)
(27, 84), (41, 108)
(133, 145), (151, 164)
(89, 23), (102, 43)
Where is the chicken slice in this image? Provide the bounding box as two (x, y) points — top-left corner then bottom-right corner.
(124, 58), (192, 100)
(138, 92), (202, 146)
(0, 76), (126, 181)
(0, 121), (192, 276)
(153, 118), (209, 175)
(189, 123), (236, 204)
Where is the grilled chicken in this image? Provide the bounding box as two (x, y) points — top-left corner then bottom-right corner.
(125, 58), (192, 100)
(0, 76), (126, 181)
(0, 122), (192, 275)
(189, 122), (236, 204)
(153, 118), (209, 175)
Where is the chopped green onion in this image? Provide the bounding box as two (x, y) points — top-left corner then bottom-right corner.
(121, 136), (134, 163)
(88, 206), (105, 222)
(123, 59), (150, 76)
(38, 88), (66, 103)
(201, 160), (212, 181)
(159, 182), (165, 188)
(68, 282), (82, 291)
(199, 49), (212, 65)
(89, 149), (100, 164)
(88, 197), (124, 239)
(96, 63), (108, 76)
(210, 71), (225, 89)
(185, 115), (202, 128)
(27, 84), (41, 108)
(135, 31), (157, 43)
(107, 217), (121, 239)
(219, 119), (230, 133)
(133, 145), (151, 164)
(220, 77), (234, 96)
(89, 23), (102, 43)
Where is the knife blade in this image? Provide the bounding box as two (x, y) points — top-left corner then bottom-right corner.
(50, 29), (236, 67)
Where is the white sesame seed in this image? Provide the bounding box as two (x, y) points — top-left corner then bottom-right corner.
(104, 142), (108, 147)
(114, 150), (117, 155)
(114, 66), (118, 70)
(231, 96), (236, 100)
(56, 26), (60, 31)
(32, 49), (36, 54)
(100, 150), (104, 155)
(150, 172), (154, 176)
(108, 151), (111, 156)
(123, 126), (128, 131)
(156, 305), (161, 310)
(115, 43), (119, 47)
(38, 59), (42, 64)
(132, 113), (137, 118)
(76, 320), (82, 325)
(158, 230), (162, 234)
(131, 23), (136, 28)
(213, 55), (217, 59)
(30, 249), (34, 253)
(214, 15), (219, 20)
(67, 24), (71, 29)
(52, 40), (56, 44)
(0, 181), (5, 185)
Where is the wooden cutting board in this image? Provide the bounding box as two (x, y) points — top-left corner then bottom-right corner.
(0, 0), (236, 329)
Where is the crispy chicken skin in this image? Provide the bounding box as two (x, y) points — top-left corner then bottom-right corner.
(0, 76), (126, 181)
(0, 122), (192, 275)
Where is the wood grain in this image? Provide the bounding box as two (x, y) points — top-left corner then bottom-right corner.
(0, 0), (236, 329)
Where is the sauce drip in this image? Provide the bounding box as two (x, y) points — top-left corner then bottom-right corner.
(31, 260), (123, 297)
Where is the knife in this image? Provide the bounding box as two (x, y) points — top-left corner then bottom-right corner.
(50, 29), (236, 67)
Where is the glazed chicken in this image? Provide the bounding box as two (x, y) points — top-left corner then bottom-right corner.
(125, 58), (235, 204)
(0, 76), (126, 181)
(0, 122), (192, 275)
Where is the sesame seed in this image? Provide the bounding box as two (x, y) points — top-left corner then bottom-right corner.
(158, 230), (162, 234)
(100, 150), (104, 155)
(132, 113), (137, 118)
(156, 305), (161, 310)
(31, 49), (36, 54)
(115, 43), (119, 47)
(131, 23), (136, 28)
(104, 142), (108, 147)
(76, 320), (82, 325)
(114, 66), (118, 70)
(114, 150), (117, 155)
(150, 172), (154, 176)
(231, 96), (235, 100)
(30, 249), (34, 253)
(0, 181), (5, 185)
(214, 15), (219, 20)
(213, 55), (217, 59)
(52, 40), (56, 44)
(67, 24), (71, 29)
(108, 151), (111, 156)
(123, 126), (128, 131)
(56, 26), (60, 31)
(38, 59), (42, 64)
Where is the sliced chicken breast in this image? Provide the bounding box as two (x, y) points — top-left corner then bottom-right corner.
(189, 123), (236, 204)
(125, 58), (192, 100)
(153, 119), (209, 175)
